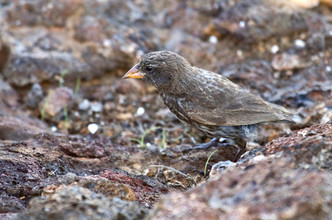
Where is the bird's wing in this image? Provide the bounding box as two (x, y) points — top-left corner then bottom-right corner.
(181, 73), (292, 126)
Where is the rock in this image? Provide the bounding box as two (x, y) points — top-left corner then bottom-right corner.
(214, 0), (324, 42)
(59, 138), (106, 158)
(39, 87), (74, 120)
(307, 32), (326, 51)
(0, 115), (48, 140)
(25, 83), (44, 109)
(0, 192), (25, 213)
(102, 169), (169, 208)
(0, 76), (19, 111)
(264, 123), (332, 169)
(2, 50), (95, 87)
(219, 60), (274, 95)
(0, 133), (168, 212)
(0, 0), (157, 87)
(90, 102), (103, 113)
(6, 0), (83, 27)
(147, 124), (332, 219)
(77, 176), (136, 201)
(272, 53), (306, 71)
(19, 185), (148, 220)
(78, 99), (90, 111)
(148, 157), (332, 220)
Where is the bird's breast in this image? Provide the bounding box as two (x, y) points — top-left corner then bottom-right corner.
(160, 93), (190, 123)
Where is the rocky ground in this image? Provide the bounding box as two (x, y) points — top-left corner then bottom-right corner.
(0, 0), (332, 219)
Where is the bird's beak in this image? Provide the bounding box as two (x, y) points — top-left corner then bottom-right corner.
(122, 64), (145, 79)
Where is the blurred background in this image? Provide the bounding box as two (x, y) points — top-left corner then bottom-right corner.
(1, 0), (332, 146)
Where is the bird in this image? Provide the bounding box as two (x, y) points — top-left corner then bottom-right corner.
(122, 51), (293, 149)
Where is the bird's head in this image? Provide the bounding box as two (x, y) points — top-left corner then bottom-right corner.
(122, 51), (191, 91)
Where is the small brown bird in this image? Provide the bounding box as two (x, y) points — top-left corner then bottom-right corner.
(123, 51), (293, 148)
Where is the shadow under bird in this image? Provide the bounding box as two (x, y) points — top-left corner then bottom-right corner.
(123, 51), (293, 149)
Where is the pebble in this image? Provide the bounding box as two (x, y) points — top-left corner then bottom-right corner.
(270, 45), (279, 54)
(90, 102), (103, 112)
(236, 50), (243, 57)
(78, 99), (90, 111)
(209, 36), (218, 44)
(88, 123), (99, 134)
(239, 21), (246, 28)
(103, 39), (112, 47)
(272, 53), (301, 71)
(294, 39), (306, 48)
(135, 107), (145, 117)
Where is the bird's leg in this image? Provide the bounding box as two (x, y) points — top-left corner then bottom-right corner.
(232, 138), (247, 161)
(209, 139), (246, 175)
(190, 137), (219, 150)
(177, 137), (246, 162)
(192, 138), (246, 161)
(191, 137), (244, 152)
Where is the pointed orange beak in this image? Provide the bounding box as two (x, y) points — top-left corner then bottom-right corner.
(122, 64), (145, 79)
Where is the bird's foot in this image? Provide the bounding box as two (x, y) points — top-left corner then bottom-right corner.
(174, 138), (226, 153)
(190, 138), (219, 150)
(176, 138), (245, 159)
(232, 144), (244, 162)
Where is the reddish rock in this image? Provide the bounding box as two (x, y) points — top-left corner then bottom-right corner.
(149, 157), (332, 220)
(264, 123), (332, 169)
(0, 115), (49, 140)
(102, 169), (169, 208)
(77, 175), (136, 201)
(59, 138), (107, 158)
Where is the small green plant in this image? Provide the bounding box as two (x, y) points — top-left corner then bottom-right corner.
(74, 78), (81, 97)
(58, 69), (69, 87)
(41, 92), (50, 120)
(203, 149), (218, 176)
(130, 126), (160, 149)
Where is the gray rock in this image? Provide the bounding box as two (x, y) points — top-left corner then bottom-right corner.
(18, 185), (148, 220)
(25, 83), (43, 108)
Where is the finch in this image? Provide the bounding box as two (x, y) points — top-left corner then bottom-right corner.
(123, 51), (293, 148)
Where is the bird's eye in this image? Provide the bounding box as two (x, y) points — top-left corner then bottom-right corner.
(146, 66), (153, 71)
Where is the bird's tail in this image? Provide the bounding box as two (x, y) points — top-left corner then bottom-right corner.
(270, 103), (296, 123)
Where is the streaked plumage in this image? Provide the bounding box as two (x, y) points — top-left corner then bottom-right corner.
(123, 51), (293, 148)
